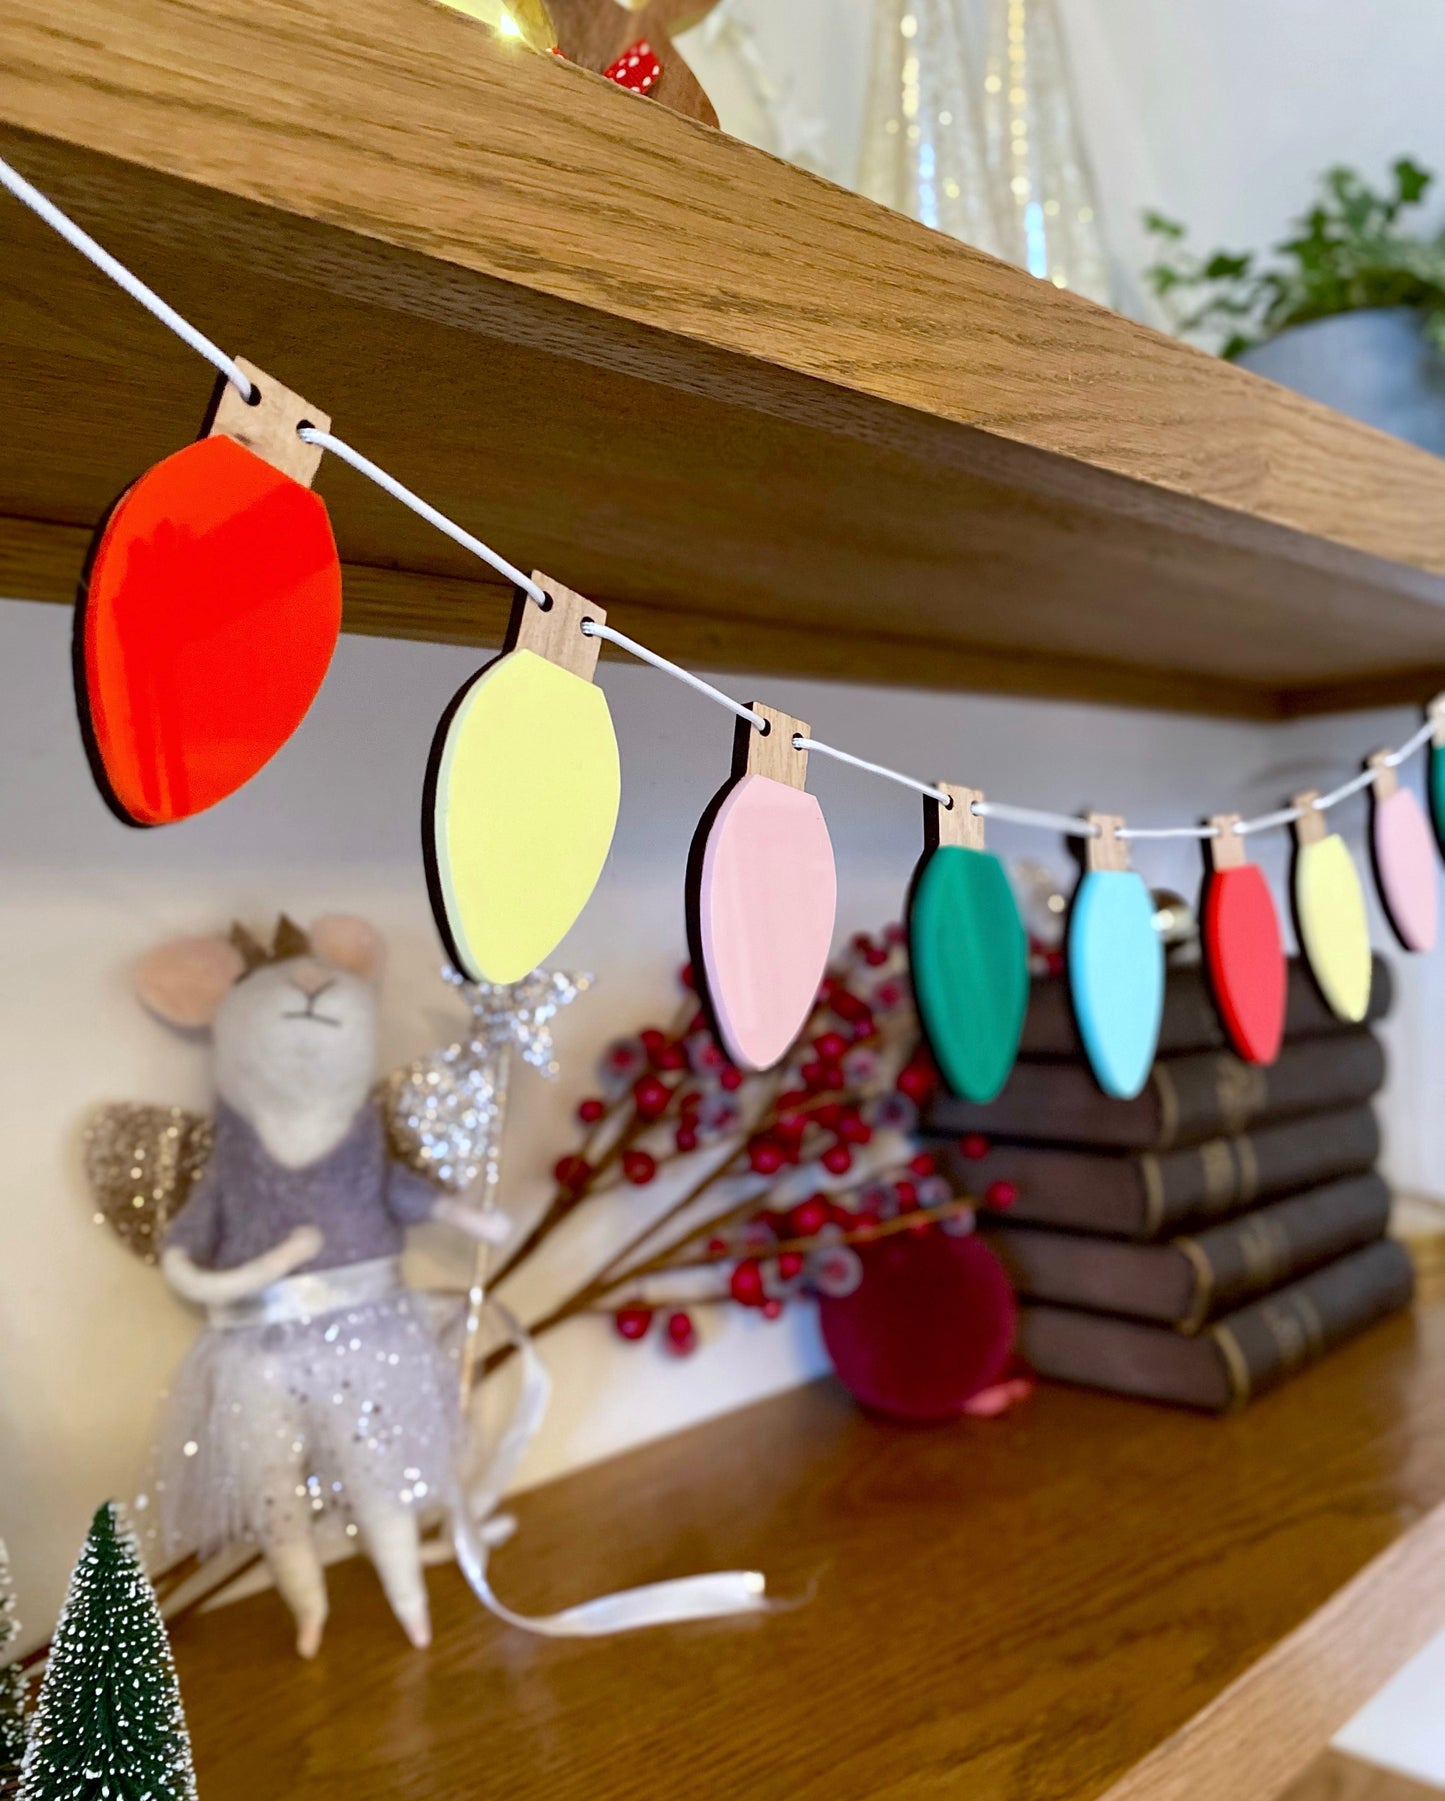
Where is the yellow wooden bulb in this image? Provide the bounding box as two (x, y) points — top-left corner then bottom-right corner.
(429, 645), (620, 984)
(1293, 829), (1372, 1023)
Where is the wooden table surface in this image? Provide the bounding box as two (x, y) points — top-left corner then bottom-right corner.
(171, 1297), (1445, 1801)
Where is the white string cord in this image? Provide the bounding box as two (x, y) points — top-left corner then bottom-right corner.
(792, 736), (953, 808)
(1, 150), (1437, 848)
(1313, 766), (1377, 812)
(297, 428), (547, 606)
(973, 799), (1099, 837)
(0, 153), (254, 403)
(1385, 717), (1435, 767)
(580, 619), (765, 729)
(1237, 805), (1306, 837)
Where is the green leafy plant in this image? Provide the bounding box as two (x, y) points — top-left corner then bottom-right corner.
(1144, 158), (1445, 359)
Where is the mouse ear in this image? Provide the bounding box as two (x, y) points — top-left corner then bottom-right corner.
(310, 914), (386, 984)
(135, 936), (247, 1029)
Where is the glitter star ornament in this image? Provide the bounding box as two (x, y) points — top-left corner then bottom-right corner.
(387, 966), (591, 1191)
(18, 1502), (196, 1801)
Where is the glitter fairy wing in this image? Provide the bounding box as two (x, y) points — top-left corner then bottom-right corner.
(381, 1059), (494, 1196)
(83, 1103), (214, 1264)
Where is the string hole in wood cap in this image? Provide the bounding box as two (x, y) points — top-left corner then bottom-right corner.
(1291, 790), (1327, 844)
(1368, 749), (1399, 799)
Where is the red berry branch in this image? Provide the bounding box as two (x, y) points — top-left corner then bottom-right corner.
(480, 926), (973, 1376)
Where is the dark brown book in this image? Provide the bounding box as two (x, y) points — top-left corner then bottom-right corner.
(1017, 955), (1392, 1060)
(950, 1106), (1380, 1240)
(982, 1172), (1391, 1329)
(929, 1030), (1385, 1152)
(1017, 1238), (1415, 1412)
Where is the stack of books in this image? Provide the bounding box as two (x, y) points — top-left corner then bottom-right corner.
(929, 958), (1416, 1411)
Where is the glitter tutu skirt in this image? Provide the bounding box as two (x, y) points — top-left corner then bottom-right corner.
(149, 1262), (463, 1557)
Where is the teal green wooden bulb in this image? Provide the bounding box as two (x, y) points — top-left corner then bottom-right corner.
(1430, 737), (1445, 857)
(909, 805), (1029, 1103)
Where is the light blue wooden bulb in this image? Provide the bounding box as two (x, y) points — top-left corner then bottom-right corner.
(1067, 814), (1165, 1100)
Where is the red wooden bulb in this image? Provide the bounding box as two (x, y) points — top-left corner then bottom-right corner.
(79, 419), (341, 826)
(1202, 817), (1287, 1066)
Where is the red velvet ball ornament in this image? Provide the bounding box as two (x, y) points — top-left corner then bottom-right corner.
(821, 1143), (853, 1176)
(819, 1232), (1017, 1423)
(622, 1149), (658, 1185)
(984, 1179), (1018, 1211)
(959, 1133), (990, 1160)
(577, 1097), (606, 1126)
(777, 1251), (805, 1280)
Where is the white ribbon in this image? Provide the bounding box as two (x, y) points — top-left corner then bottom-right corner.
(453, 1301), (770, 1637)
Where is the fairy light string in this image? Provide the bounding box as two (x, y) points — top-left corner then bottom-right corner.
(2, 147), (1437, 845)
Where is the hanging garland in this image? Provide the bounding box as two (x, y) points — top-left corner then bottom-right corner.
(2, 151), (1441, 1100)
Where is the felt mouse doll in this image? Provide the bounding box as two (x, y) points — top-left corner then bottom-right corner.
(111, 914), (507, 1658)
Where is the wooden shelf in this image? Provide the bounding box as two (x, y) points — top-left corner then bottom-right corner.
(169, 1294), (1445, 1801)
(5, 1), (1445, 716)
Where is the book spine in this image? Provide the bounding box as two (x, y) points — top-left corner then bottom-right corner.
(930, 1030), (1385, 1151)
(1018, 956), (1392, 1059)
(1018, 1239), (1414, 1412)
(1173, 1172), (1391, 1328)
(1207, 1239), (1414, 1407)
(953, 1106), (1380, 1240)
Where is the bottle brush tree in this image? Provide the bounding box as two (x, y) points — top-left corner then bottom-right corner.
(18, 1504), (195, 1801)
(0, 1537), (28, 1797)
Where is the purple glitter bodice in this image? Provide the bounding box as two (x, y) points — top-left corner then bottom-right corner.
(164, 1102), (436, 1273)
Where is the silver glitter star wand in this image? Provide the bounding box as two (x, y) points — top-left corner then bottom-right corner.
(386, 965), (591, 1411)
